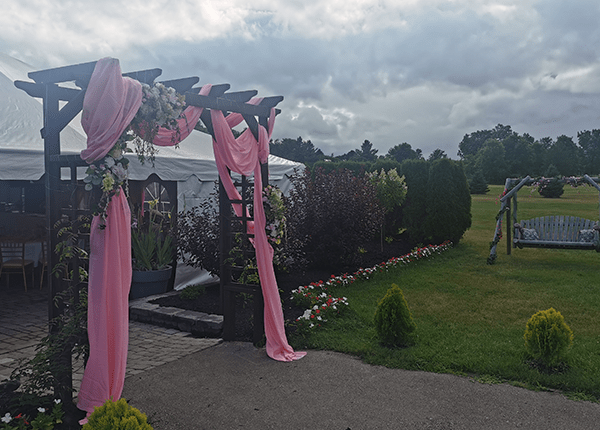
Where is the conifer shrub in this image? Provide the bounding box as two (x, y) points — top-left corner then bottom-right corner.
(82, 398), (153, 430)
(400, 159), (430, 243)
(374, 284), (416, 347)
(468, 169), (490, 194)
(424, 158), (472, 244)
(524, 308), (574, 367)
(537, 165), (565, 198)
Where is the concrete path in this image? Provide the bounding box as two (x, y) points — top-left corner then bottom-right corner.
(123, 342), (600, 430)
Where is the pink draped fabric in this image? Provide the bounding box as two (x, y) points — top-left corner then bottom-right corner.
(77, 191), (131, 414)
(211, 108), (306, 362)
(150, 84), (212, 146)
(80, 58), (143, 163)
(77, 58), (139, 417)
(77, 59), (212, 418)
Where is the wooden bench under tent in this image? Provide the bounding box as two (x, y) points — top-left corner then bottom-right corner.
(488, 174), (600, 264)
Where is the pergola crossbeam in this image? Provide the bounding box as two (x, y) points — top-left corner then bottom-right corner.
(158, 76), (199, 93)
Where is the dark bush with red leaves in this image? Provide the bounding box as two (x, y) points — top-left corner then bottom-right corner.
(284, 167), (385, 270)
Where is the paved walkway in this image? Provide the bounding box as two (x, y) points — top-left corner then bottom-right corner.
(0, 286), (220, 391)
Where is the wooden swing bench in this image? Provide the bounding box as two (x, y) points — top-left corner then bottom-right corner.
(513, 216), (600, 251)
(488, 175), (600, 263)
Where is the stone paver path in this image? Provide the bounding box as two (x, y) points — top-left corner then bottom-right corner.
(0, 286), (220, 392)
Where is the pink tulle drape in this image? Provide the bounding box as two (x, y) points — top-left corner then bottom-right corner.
(77, 58), (140, 416)
(211, 108), (306, 362)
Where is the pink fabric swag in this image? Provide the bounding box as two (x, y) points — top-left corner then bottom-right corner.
(211, 108), (306, 362)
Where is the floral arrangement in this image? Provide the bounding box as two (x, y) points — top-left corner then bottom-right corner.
(291, 241), (453, 330)
(262, 185), (287, 267)
(83, 82), (186, 221)
(1, 399), (63, 430)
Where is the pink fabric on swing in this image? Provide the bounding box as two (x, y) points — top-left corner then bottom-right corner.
(211, 108), (306, 362)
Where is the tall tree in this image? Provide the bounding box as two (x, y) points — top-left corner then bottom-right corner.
(355, 140), (379, 161)
(269, 136), (325, 164)
(427, 149), (447, 161)
(475, 138), (508, 184)
(577, 130), (600, 175)
(458, 124), (513, 158)
(546, 135), (579, 176)
(387, 142), (421, 163)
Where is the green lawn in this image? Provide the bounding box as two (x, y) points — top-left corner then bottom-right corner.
(289, 184), (600, 401)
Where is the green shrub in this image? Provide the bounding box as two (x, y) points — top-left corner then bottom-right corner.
(537, 165), (565, 198)
(524, 308), (573, 366)
(177, 192), (221, 277)
(424, 158), (472, 244)
(82, 398), (152, 430)
(368, 168), (408, 238)
(374, 284), (416, 346)
(400, 159), (430, 243)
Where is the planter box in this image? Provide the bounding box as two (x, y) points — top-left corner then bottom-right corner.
(130, 266), (172, 300)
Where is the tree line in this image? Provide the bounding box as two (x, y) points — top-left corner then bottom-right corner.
(270, 124), (600, 185)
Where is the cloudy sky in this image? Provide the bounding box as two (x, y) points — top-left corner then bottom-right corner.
(2, 0), (600, 158)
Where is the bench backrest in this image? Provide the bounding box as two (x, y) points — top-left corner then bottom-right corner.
(519, 216), (597, 242)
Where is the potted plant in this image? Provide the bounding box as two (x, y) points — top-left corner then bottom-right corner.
(130, 202), (174, 300)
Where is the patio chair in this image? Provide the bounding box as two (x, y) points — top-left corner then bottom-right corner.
(0, 240), (35, 291)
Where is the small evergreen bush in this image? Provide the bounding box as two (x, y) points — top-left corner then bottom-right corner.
(468, 169), (489, 194)
(82, 398), (153, 430)
(374, 284), (416, 346)
(537, 165), (564, 198)
(524, 308), (573, 367)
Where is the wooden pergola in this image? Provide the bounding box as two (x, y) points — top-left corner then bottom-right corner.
(15, 59), (282, 412)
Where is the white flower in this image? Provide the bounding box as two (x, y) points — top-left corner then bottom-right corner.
(54, 399), (61, 404)
(1, 413), (11, 423)
(301, 309), (312, 320)
(38, 407), (46, 413)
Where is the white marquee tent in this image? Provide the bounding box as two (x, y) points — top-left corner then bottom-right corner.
(0, 53), (304, 287)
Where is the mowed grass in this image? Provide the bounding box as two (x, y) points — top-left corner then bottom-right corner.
(289, 184), (600, 400)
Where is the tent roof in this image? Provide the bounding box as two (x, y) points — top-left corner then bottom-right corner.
(0, 53), (303, 182)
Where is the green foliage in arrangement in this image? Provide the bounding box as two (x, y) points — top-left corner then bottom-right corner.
(374, 284), (416, 347)
(82, 398), (152, 430)
(524, 308), (574, 367)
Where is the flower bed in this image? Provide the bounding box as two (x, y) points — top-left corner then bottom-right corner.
(291, 241), (453, 330)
